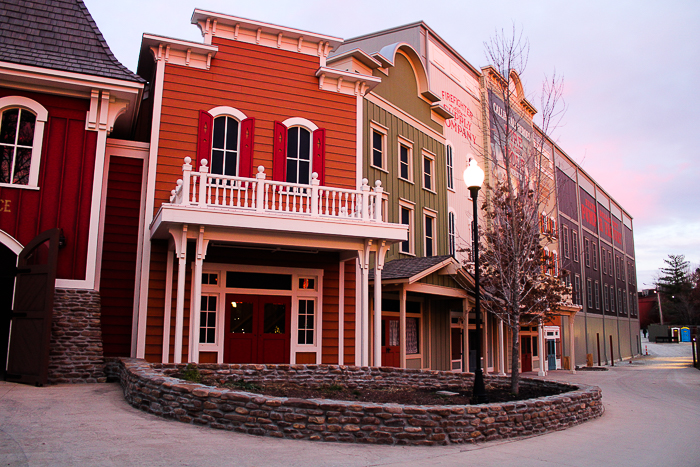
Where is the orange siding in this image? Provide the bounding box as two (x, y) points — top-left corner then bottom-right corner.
(154, 39), (357, 216)
(296, 352), (316, 364)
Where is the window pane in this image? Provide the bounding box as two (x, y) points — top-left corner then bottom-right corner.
(230, 300), (254, 333)
(213, 117), (226, 149)
(17, 110), (36, 146)
(287, 127), (298, 158)
(263, 303), (286, 334)
(286, 158), (297, 183)
(425, 215), (433, 236)
(406, 318), (419, 354)
(200, 328), (207, 343)
(200, 296), (208, 311)
(389, 320), (399, 346)
(224, 151), (238, 176)
(299, 128), (310, 160)
(0, 108), (18, 145)
(0, 146), (12, 183)
(211, 149), (224, 174)
(225, 117), (238, 150)
(299, 160), (310, 184)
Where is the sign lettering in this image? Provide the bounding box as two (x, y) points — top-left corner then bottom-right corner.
(441, 91), (478, 144)
(0, 199), (10, 213)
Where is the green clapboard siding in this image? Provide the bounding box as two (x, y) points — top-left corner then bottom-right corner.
(364, 99), (447, 262)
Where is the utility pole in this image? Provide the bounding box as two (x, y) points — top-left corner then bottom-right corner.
(656, 289), (664, 325)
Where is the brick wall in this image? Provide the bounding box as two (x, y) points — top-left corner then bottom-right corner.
(48, 289), (106, 383)
(117, 359), (603, 445)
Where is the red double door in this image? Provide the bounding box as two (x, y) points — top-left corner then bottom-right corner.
(223, 294), (291, 364)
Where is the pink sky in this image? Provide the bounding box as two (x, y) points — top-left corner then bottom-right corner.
(83, 0), (700, 287)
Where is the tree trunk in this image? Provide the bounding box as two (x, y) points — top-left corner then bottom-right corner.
(510, 321), (520, 395)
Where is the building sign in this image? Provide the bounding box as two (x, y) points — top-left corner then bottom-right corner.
(441, 91), (478, 145)
(579, 188), (597, 232)
(597, 204), (612, 243)
(612, 216), (623, 249)
(488, 90), (533, 180)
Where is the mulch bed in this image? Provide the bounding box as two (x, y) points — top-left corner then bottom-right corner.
(212, 381), (566, 405)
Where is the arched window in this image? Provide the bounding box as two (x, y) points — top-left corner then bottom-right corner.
(211, 116), (239, 176)
(286, 126), (311, 184)
(273, 118), (325, 185)
(196, 107), (255, 178)
(0, 96), (47, 188)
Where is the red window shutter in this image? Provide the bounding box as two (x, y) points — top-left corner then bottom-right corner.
(196, 110), (213, 169)
(272, 121), (287, 181)
(312, 128), (326, 185)
(238, 117), (255, 178)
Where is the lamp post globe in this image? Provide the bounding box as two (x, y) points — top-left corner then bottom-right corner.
(464, 158), (488, 404)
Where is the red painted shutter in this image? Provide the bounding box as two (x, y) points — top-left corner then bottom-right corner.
(272, 121), (287, 181)
(196, 110), (213, 168)
(239, 117), (255, 178)
(312, 128), (326, 185)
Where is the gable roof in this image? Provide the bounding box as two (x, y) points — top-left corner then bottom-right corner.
(371, 255), (455, 282)
(0, 0), (143, 83)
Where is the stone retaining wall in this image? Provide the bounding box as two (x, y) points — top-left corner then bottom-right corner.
(117, 359), (603, 445)
(48, 289), (106, 384)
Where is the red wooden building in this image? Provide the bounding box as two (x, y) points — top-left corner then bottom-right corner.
(0, 0), (144, 383)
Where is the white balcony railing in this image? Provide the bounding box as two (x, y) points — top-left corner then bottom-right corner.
(169, 157), (385, 222)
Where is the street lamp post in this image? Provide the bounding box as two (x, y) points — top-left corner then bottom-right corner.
(464, 158), (488, 404)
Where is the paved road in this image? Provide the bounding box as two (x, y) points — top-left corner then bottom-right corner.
(1, 344), (698, 467)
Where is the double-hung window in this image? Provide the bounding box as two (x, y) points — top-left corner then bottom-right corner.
(448, 211), (456, 256)
(199, 295), (217, 344)
(584, 238), (590, 267)
(422, 152), (435, 192)
(399, 200), (415, 255)
(286, 126), (312, 184)
(211, 116), (240, 176)
(572, 231), (579, 262)
(594, 281), (600, 309)
(562, 226), (570, 258)
(592, 241), (598, 270)
(586, 279), (593, 308)
(398, 137), (413, 182)
(446, 145), (454, 190)
(424, 210), (436, 257)
(370, 123), (387, 170)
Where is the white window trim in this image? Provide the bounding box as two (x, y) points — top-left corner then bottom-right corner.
(208, 106), (247, 120)
(397, 135), (414, 183)
(199, 263), (323, 364)
(399, 198), (415, 256)
(369, 121), (388, 172)
(282, 117), (318, 132)
(422, 149), (436, 194)
(423, 208), (437, 257)
(446, 143), (455, 192)
(0, 96), (48, 189)
(447, 209), (456, 257)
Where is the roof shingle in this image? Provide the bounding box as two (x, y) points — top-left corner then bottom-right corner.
(0, 0), (144, 82)
(370, 255), (455, 281)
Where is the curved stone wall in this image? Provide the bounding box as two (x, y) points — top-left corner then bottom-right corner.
(116, 359), (603, 446)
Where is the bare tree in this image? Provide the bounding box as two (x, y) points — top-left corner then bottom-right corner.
(474, 26), (569, 394)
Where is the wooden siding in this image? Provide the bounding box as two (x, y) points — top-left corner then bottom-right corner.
(428, 299), (451, 371)
(0, 89), (96, 281)
(99, 156), (143, 357)
(364, 99), (447, 261)
(372, 54), (441, 133)
(153, 39), (357, 215)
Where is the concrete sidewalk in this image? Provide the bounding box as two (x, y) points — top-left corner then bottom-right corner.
(1, 353), (699, 467)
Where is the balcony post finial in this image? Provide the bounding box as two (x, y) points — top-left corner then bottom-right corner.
(311, 172), (319, 217)
(361, 178), (370, 221)
(182, 158), (192, 206)
(256, 166), (266, 212)
(373, 180), (383, 222)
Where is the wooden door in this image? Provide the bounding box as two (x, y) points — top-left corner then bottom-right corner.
(6, 229), (61, 386)
(547, 340), (557, 370)
(450, 327), (463, 371)
(521, 336), (532, 372)
(224, 294), (257, 364)
(224, 295), (290, 364)
(258, 296), (290, 364)
(381, 317), (400, 367)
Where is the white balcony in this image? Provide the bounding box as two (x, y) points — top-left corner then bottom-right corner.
(150, 157), (407, 250)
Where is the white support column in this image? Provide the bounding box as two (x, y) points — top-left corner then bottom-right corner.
(358, 240), (372, 367)
(161, 249), (174, 363)
(569, 314), (577, 374)
(190, 226), (208, 363)
(498, 318), (506, 376)
(338, 260), (345, 366)
(372, 241), (389, 367)
(173, 225), (188, 364)
(538, 319), (546, 376)
(399, 284), (407, 369)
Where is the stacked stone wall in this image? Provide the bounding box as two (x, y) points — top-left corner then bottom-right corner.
(117, 359), (603, 446)
(48, 289), (106, 383)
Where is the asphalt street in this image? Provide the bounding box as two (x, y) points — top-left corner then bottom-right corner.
(1, 340), (698, 467)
